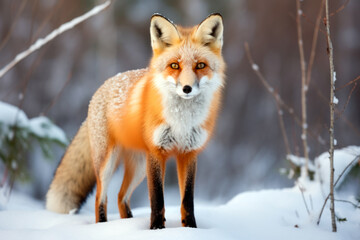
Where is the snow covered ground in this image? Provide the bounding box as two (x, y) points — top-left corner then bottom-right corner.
(0, 184), (359, 240)
(1, 147), (359, 240)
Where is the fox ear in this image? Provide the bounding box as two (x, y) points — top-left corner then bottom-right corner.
(150, 14), (180, 53)
(195, 13), (223, 49)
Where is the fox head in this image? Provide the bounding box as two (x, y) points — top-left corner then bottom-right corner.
(149, 13), (225, 100)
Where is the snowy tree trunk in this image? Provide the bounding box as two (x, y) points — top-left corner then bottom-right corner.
(325, 0), (337, 233)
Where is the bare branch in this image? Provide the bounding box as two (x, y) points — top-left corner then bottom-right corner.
(334, 155), (360, 187)
(329, 0), (350, 17)
(16, 44), (49, 116)
(244, 42), (329, 153)
(312, 82), (360, 136)
(298, 184), (310, 215)
(336, 75), (360, 91)
(334, 199), (360, 209)
(296, 0), (309, 177)
(0, 0), (28, 52)
(244, 42), (301, 123)
(29, 0), (63, 45)
(42, 71), (73, 116)
(306, 0), (325, 87)
(276, 103), (291, 156)
(325, 0), (337, 232)
(244, 42), (293, 156)
(336, 82), (357, 120)
(0, 0), (111, 80)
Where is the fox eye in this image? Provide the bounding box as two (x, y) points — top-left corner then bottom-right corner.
(170, 63), (179, 69)
(196, 62), (206, 69)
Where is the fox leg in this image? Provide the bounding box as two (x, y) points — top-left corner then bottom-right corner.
(118, 152), (146, 218)
(94, 146), (120, 223)
(147, 154), (166, 229)
(176, 152), (197, 228)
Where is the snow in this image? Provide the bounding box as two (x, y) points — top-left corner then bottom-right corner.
(251, 63), (259, 71)
(1, 183), (359, 239)
(333, 96), (339, 104)
(0, 101), (67, 144)
(287, 154), (315, 172)
(315, 146), (360, 192)
(28, 116), (68, 144)
(301, 133), (306, 140)
(1, 147), (360, 239)
(0, 101), (28, 126)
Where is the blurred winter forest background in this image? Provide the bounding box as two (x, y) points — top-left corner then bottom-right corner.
(0, 0), (359, 209)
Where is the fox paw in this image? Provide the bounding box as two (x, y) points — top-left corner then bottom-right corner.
(124, 202), (133, 218)
(182, 216), (197, 228)
(150, 215), (166, 229)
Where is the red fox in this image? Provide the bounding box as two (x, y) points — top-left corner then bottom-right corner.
(46, 13), (225, 229)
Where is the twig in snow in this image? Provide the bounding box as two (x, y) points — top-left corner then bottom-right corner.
(296, 0), (310, 177)
(0, 169), (8, 188)
(317, 155), (359, 226)
(309, 194), (314, 211)
(334, 199), (360, 209)
(0, 0), (111, 79)
(325, 0), (337, 232)
(298, 184), (310, 215)
(334, 155), (360, 187)
(295, 210), (300, 219)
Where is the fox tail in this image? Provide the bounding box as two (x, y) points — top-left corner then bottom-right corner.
(46, 120), (96, 213)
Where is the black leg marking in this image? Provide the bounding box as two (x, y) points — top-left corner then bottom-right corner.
(98, 203), (107, 222)
(182, 162), (197, 228)
(124, 202), (133, 218)
(148, 156), (165, 229)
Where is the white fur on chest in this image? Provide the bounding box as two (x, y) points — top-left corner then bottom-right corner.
(153, 123), (208, 152)
(152, 74), (221, 152)
(152, 93), (210, 151)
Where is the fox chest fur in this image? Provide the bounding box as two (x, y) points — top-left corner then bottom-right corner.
(152, 92), (210, 152)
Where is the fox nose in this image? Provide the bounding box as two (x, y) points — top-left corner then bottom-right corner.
(182, 85), (192, 94)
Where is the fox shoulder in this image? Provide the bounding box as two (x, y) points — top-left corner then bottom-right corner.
(88, 68), (148, 113)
